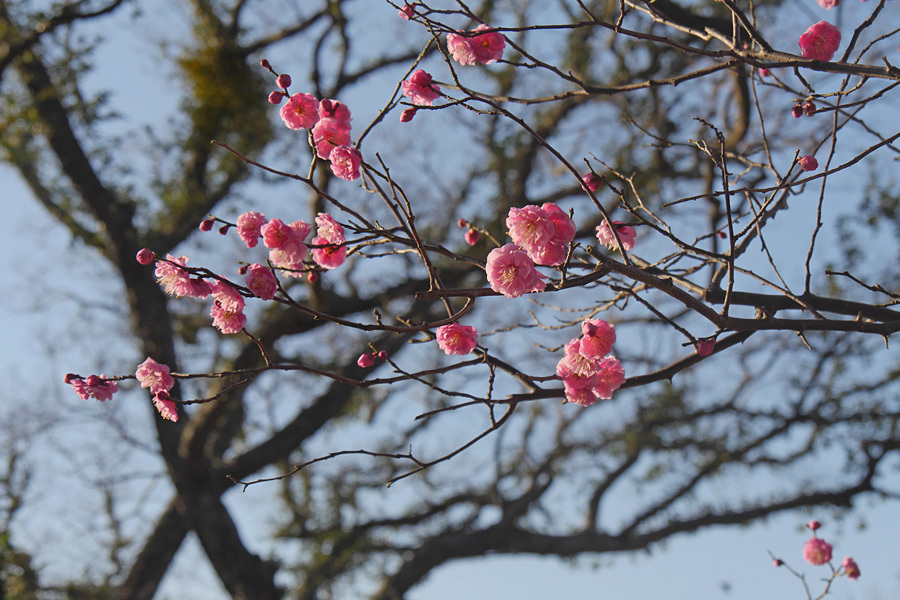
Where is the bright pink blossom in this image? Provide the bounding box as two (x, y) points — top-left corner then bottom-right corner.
(596, 221), (637, 252)
(136, 248), (154, 265)
(311, 236), (347, 269)
(799, 155), (819, 171)
(399, 3), (415, 19)
(70, 375), (118, 402)
(280, 92), (319, 130)
(136, 357), (175, 395)
(330, 145), (362, 181)
(402, 70), (441, 106)
(447, 24), (506, 66)
(561, 338), (606, 377)
(212, 281), (245, 314)
(312, 117), (352, 160)
(506, 204), (574, 266)
(798, 21), (841, 61)
(153, 391), (179, 422)
(557, 357), (601, 406)
(358, 352), (375, 368)
(246, 264), (278, 300)
(808, 520), (822, 531)
(485, 243), (546, 298)
(816, 0), (839, 9)
(803, 537), (833, 565)
(579, 319), (616, 359)
(842, 557), (860, 580)
(237, 211), (267, 248)
(267, 220), (311, 277)
(591, 356), (626, 400)
(436, 323), (478, 356)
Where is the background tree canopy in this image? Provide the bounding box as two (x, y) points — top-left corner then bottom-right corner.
(2, 0), (900, 598)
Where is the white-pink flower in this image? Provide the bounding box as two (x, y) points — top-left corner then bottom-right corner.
(153, 391), (179, 422)
(246, 264), (278, 300)
(436, 322), (478, 355)
(155, 254), (212, 299)
(315, 213), (345, 244)
(312, 117), (352, 160)
(579, 319), (616, 358)
(136, 357), (175, 395)
(210, 300), (247, 334)
(591, 356), (626, 400)
(402, 70), (441, 106)
(803, 537), (833, 565)
(485, 243), (546, 298)
(69, 375), (118, 402)
(507, 203), (575, 266)
(447, 24), (506, 66)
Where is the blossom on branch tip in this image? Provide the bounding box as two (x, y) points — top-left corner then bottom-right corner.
(579, 319), (616, 359)
(485, 243), (546, 298)
(153, 391), (178, 422)
(817, 0), (839, 9)
(357, 352), (375, 368)
(311, 237), (347, 269)
(582, 172), (602, 192)
(313, 117), (352, 160)
(268, 91), (285, 104)
(808, 520), (822, 530)
(246, 264), (277, 300)
(402, 70), (441, 106)
(465, 228), (480, 246)
(842, 556), (860, 580)
(210, 300), (247, 334)
(318, 99), (352, 124)
(155, 254), (212, 299)
(436, 323), (478, 355)
(506, 203), (574, 266)
(275, 73), (291, 89)
(792, 104), (804, 118)
(799, 155), (819, 171)
(69, 375), (118, 402)
(199, 218), (214, 231)
(399, 3), (415, 19)
(136, 357), (175, 395)
(280, 92), (319, 130)
(596, 221), (637, 252)
(803, 537), (833, 565)
(798, 21), (841, 61)
(329, 145), (362, 181)
(697, 339), (715, 357)
(400, 107), (417, 122)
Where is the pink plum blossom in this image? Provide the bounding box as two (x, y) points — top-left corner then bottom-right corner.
(596, 221), (637, 252)
(246, 264), (278, 300)
(280, 92), (319, 130)
(579, 319), (616, 358)
(319, 99), (352, 125)
(237, 211), (267, 248)
(402, 70), (441, 106)
(808, 520), (822, 531)
(591, 356), (626, 400)
(212, 281), (245, 314)
(262, 218), (295, 251)
(136, 357), (175, 395)
(312, 117), (352, 160)
(803, 537), (833, 565)
(447, 24), (506, 66)
(315, 213), (345, 244)
(436, 322), (479, 355)
(561, 338), (606, 378)
(799, 155), (819, 171)
(210, 300), (247, 334)
(330, 145), (362, 181)
(485, 243), (546, 298)
(507, 205), (555, 254)
(69, 375), (118, 402)
(155, 255), (212, 299)
(399, 3), (415, 19)
(266, 220), (311, 277)
(842, 557), (860, 580)
(153, 391), (179, 422)
(798, 21), (841, 61)
(816, 0), (839, 10)
(557, 357), (601, 406)
(311, 236), (347, 269)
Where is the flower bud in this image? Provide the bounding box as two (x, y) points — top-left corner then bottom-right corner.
(377, 350), (388, 360)
(308, 272), (319, 283)
(199, 218), (214, 232)
(799, 155), (819, 172)
(791, 104), (804, 118)
(400, 107), (417, 122)
(64, 373), (80, 384)
(808, 520), (821, 531)
(218, 224), (231, 235)
(276, 73), (292, 89)
(465, 228), (480, 246)
(357, 353), (375, 368)
(260, 58), (271, 70)
(803, 101), (816, 116)
(697, 339), (715, 357)
(268, 91), (285, 104)
(136, 248), (155, 265)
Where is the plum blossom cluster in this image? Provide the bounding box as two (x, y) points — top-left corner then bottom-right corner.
(774, 520), (860, 591)
(136, 357), (178, 422)
(556, 319), (626, 406)
(447, 24), (506, 66)
(237, 210), (348, 274)
(66, 373), (118, 402)
(267, 64), (361, 181)
(485, 204), (576, 298)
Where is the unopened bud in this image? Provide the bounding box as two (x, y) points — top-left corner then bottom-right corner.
(377, 350), (388, 361)
(400, 107), (417, 122)
(465, 228), (480, 246)
(136, 248), (155, 265)
(218, 224), (231, 235)
(803, 101), (816, 116)
(260, 58), (271, 70)
(199, 218), (215, 232)
(808, 520), (822, 531)
(276, 73), (292, 89)
(268, 91), (285, 104)
(791, 104), (804, 118)
(238, 264), (249, 275)
(64, 373), (80, 384)
(357, 353), (375, 368)
(582, 172), (602, 192)
(308, 272), (319, 283)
